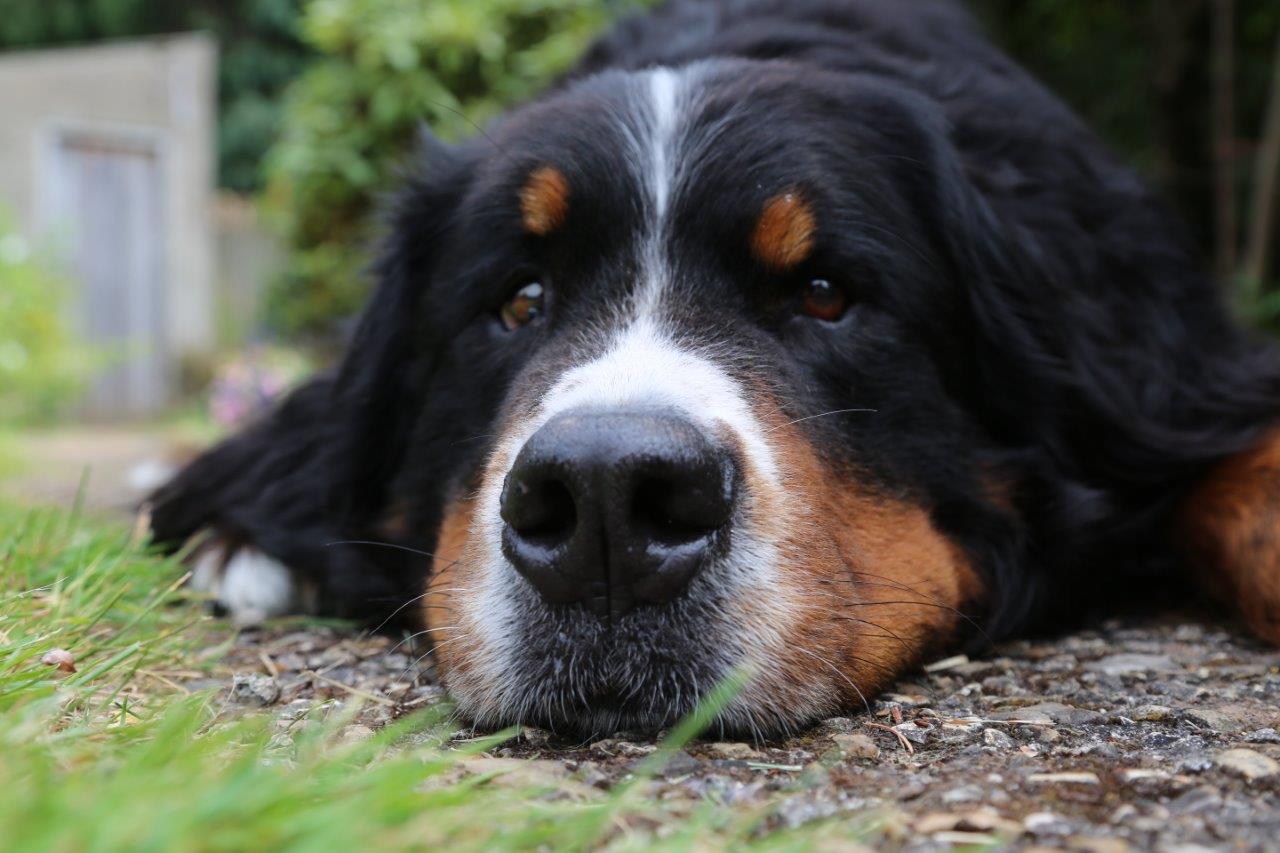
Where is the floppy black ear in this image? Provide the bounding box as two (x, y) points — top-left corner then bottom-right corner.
(146, 134), (475, 622)
(933, 137), (1280, 479)
(928, 126), (1280, 636)
(328, 139), (474, 518)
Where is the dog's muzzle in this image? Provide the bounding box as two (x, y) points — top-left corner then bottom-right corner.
(499, 408), (738, 621)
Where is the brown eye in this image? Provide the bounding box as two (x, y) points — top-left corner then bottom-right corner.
(801, 278), (846, 321)
(501, 281), (545, 331)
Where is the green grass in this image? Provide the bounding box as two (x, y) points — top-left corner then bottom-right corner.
(0, 501), (880, 850)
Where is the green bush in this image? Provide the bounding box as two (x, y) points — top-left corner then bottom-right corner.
(0, 222), (98, 424)
(264, 0), (650, 340)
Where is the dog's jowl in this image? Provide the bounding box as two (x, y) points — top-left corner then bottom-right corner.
(149, 0), (1280, 736)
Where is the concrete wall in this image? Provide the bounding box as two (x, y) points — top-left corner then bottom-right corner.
(0, 34), (217, 415)
(213, 192), (284, 347)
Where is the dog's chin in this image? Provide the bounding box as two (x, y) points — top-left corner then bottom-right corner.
(453, 596), (784, 739)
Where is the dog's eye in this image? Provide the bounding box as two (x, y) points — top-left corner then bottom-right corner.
(801, 278), (847, 321)
(501, 281), (545, 331)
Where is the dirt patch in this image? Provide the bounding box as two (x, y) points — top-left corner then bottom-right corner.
(195, 612), (1280, 849)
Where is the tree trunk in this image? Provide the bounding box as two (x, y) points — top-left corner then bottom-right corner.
(1243, 31), (1280, 291)
(1211, 0), (1237, 281)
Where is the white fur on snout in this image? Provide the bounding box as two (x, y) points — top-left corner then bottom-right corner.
(188, 541), (298, 625)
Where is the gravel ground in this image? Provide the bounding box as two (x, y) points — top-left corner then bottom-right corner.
(198, 612), (1279, 849)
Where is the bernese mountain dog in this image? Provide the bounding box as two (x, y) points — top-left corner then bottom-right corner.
(150, 0), (1280, 736)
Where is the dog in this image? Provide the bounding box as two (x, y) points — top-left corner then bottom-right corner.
(150, 0), (1280, 736)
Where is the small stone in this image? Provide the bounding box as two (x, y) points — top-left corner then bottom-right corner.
(1015, 701), (1102, 726)
(830, 733), (879, 760)
(519, 726), (553, 748)
(40, 648), (76, 673)
(982, 728), (1014, 749)
(658, 749), (701, 777)
(1024, 811), (1072, 836)
(1084, 653), (1177, 676)
(815, 716), (857, 735)
(1129, 704), (1174, 722)
(1028, 771), (1101, 786)
(341, 724), (375, 743)
(1066, 836), (1131, 853)
(940, 785), (984, 803)
(894, 721), (931, 745)
(1037, 727), (1062, 744)
(939, 716), (984, 739)
(1168, 785), (1222, 815)
(956, 807), (1021, 835)
(706, 742), (763, 761)
(230, 673), (281, 706)
(1214, 748), (1280, 781)
(923, 654), (970, 673)
(1244, 727), (1280, 744)
(913, 812), (961, 834)
(1182, 709), (1244, 733)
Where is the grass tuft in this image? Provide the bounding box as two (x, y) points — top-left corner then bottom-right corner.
(0, 502), (878, 849)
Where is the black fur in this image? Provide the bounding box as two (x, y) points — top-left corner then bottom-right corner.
(152, 0), (1280, 645)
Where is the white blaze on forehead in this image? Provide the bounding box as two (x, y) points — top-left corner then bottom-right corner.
(646, 66), (680, 220)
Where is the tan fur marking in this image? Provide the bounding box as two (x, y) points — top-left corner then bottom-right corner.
(426, 498), (479, 683)
(755, 403), (985, 706)
(1180, 428), (1280, 644)
(519, 166), (570, 235)
(751, 192), (817, 270)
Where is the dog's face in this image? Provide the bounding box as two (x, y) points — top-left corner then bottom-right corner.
(357, 60), (1013, 735)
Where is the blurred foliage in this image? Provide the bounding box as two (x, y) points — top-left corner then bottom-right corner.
(0, 0), (312, 192)
(262, 0), (651, 340)
(974, 0), (1280, 258)
(0, 219), (97, 424)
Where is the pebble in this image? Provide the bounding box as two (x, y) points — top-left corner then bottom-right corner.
(1243, 727), (1280, 744)
(1129, 704), (1174, 722)
(706, 742), (764, 761)
(815, 716), (858, 735)
(893, 721), (931, 746)
(657, 749), (701, 778)
(519, 726), (553, 748)
(340, 724), (375, 743)
(1028, 771), (1101, 786)
(1168, 786), (1222, 815)
(229, 673), (281, 706)
(1011, 701), (1103, 726)
(1084, 653), (1178, 676)
(1067, 836), (1131, 853)
(830, 733), (880, 761)
(1214, 748), (1280, 781)
(1181, 709), (1243, 733)
(1024, 811), (1072, 836)
(982, 728), (1015, 749)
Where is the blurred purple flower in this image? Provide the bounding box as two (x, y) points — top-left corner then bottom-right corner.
(207, 349), (307, 428)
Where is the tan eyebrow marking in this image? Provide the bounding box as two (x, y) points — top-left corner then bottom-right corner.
(519, 165), (570, 235)
(751, 191), (817, 270)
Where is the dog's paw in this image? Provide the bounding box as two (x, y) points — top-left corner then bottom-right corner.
(190, 541), (311, 624)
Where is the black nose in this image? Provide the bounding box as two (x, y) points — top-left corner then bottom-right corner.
(500, 409), (737, 619)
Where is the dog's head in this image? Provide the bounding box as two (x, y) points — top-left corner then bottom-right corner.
(339, 60), (1034, 735)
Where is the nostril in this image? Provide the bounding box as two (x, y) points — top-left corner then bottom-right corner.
(502, 475), (576, 547)
(514, 479), (576, 545)
(631, 469), (734, 547)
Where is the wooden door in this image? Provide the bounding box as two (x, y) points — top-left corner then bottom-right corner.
(50, 132), (168, 418)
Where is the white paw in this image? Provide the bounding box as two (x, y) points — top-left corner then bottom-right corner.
(189, 541), (300, 624)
